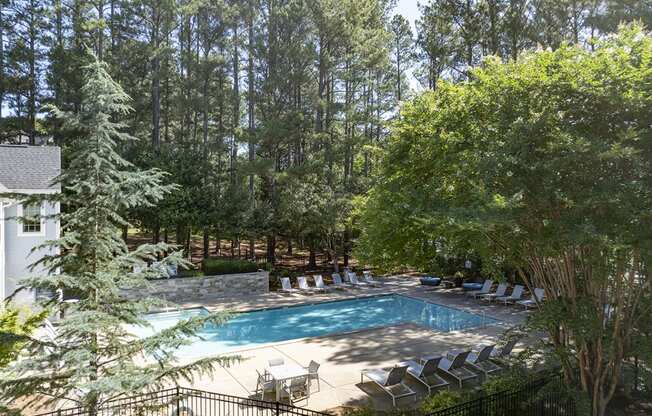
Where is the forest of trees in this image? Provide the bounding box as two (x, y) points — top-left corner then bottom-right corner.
(1, 0), (650, 267)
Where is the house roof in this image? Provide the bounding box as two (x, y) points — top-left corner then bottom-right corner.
(0, 145), (61, 192)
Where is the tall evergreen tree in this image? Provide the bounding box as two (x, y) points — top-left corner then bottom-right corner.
(0, 58), (233, 413)
(389, 14), (413, 102)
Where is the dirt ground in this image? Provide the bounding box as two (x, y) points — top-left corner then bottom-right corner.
(126, 232), (360, 274)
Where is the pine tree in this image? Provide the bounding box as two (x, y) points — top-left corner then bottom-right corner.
(0, 58), (233, 413)
(389, 14), (413, 102)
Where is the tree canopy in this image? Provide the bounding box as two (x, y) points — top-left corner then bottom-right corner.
(1, 0), (648, 266)
(356, 24), (652, 416)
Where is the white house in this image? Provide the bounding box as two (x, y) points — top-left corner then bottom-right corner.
(0, 145), (61, 304)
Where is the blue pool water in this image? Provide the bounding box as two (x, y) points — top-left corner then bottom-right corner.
(135, 295), (497, 358)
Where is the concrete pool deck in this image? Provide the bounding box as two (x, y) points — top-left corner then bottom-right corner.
(172, 276), (531, 413)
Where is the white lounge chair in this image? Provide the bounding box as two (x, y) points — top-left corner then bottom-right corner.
(361, 365), (416, 407)
(279, 277), (299, 294)
(313, 275), (337, 292)
(495, 284), (524, 305)
(467, 280), (493, 298)
(362, 271), (383, 287)
(332, 273), (352, 288)
(517, 288), (545, 309)
(479, 282), (508, 302)
(297, 276), (317, 294)
(348, 272), (369, 288)
(465, 345), (501, 376)
(402, 356), (449, 394)
(437, 350), (479, 388)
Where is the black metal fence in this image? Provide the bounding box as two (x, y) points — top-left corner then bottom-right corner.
(36, 387), (330, 416)
(425, 374), (575, 416)
(36, 375), (574, 416)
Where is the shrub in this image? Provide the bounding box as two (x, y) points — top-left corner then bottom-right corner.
(202, 258), (262, 275)
(420, 390), (466, 413)
(343, 405), (412, 416)
(0, 306), (47, 368)
(343, 406), (375, 416)
(177, 269), (204, 278)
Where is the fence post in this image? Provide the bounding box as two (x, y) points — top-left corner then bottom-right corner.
(176, 386), (180, 416)
(275, 401), (280, 416)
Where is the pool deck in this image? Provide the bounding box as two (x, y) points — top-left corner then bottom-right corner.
(172, 276), (531, 413)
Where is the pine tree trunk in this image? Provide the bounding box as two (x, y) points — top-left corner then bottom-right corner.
(153, 221), (160, 243)
(267, 235), (276, 264)
(151, 3), (161, 148)
(27, 0), (37, 145)
(231, 22), (240, 184)
(202, 228), (209, 259)
(176, 224), (184, 246)
(247, 0), (256, 261)
(308, 246), (316, 269)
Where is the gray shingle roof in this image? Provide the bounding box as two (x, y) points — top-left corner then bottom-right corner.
(0, 145), (61, 191)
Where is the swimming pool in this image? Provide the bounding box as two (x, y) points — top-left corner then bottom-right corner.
(135, 295), (497, 358)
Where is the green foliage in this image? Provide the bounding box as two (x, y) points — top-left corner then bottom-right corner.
(357, 24), (652, 415)
(201, 258), (263, 275)
(176, 269), (204, 278)
(420, 390), (467, 413)
(0, 306), (47, 368)
(343, 406), (376, 416)
(343, 404), (414, 416)
(0, 58), (236, 413)
(481, 365), (532, 395)
(358, 23), (652, 272)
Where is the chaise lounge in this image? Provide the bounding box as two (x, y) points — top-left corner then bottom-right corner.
(517, 288), (545, 309)
(495, 284), (524, 305)
(361, 365), (416, 407)
(279, 277), (299, 294)
(402, 356), (450, 394)
(465, 345), (502, 376)
(436, 350), (479, 388)
(479, 282), (508, 302)
(466, 280), (494, 298)
(362, 271), (383, 287)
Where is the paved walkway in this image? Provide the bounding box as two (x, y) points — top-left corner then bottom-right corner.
(174, 276), (530, 413)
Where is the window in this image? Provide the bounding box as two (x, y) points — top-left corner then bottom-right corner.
(18, 203), (44, 236)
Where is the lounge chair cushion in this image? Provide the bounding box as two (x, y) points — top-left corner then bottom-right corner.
(420, 277), (441, 286)
(462, 282), (483, 291)
(439, 357), (477, 380)
(383, 383), (415, 399)
(474, 360), (501, 374)
(403, 360), (448, 387)
(364, 369), (390, 385)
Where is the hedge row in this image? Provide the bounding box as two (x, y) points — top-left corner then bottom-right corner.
(201, 258), (263, 275)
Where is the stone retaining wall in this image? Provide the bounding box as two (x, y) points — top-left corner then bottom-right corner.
(123, 271), (269, 301)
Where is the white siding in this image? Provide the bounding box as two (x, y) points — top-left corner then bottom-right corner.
(3, 201), (59, 304)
